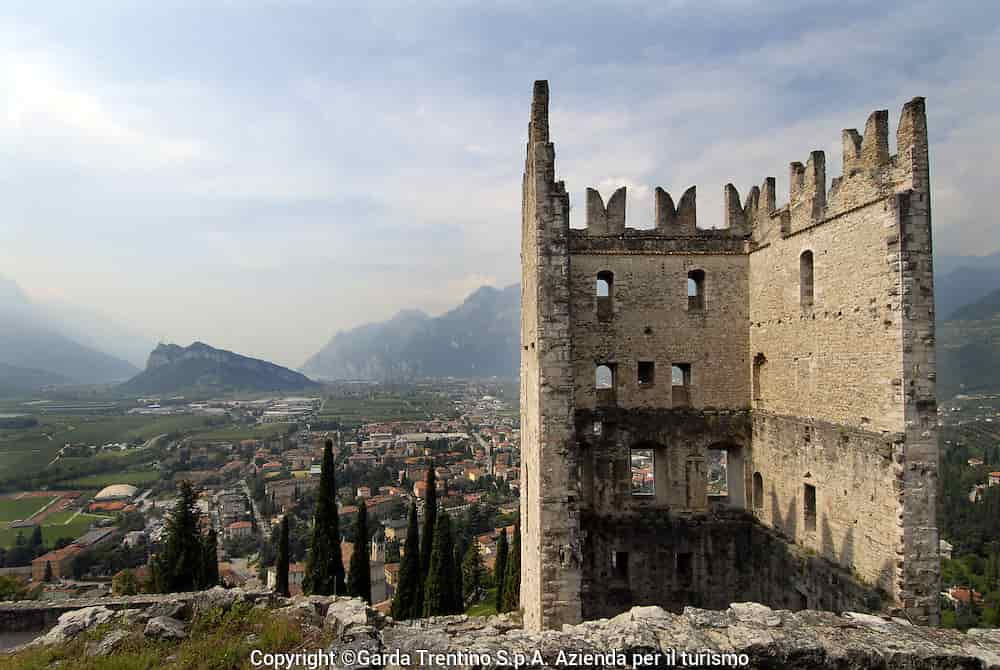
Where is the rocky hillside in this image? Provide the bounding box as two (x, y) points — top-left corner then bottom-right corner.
(303, 284), (519, 381)
(120, 342), (320, 394)
(3, 587), (1000, 669)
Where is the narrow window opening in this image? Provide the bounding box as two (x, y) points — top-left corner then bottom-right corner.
(687, 269), (705, 311)
(804, 483), (817, 532)
(612, 551), (629, 578)
(593, 420), (602, 436)
(637, 361), (655, 387)
(707, 445), (745, 508)
(800, 251), (814, 310)
(753, 472), (764, 510)
(676, 552), (693, 582)
(752, 353), (766, 403)
(596, 364), (616, 406)
(630, 447), (654, 496)
(596, 271), (614, 321)
(672, 364), (691, 407)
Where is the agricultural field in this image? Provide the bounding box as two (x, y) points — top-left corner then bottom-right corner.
(0, 411), (220, 487)
(187, 422), (294, 442)
(318, 393), (453, 425)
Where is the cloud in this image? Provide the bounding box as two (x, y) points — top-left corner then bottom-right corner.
(0, 2), (996, 366)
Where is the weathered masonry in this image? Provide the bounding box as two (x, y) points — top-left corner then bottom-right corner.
(519, 80), (938, 632)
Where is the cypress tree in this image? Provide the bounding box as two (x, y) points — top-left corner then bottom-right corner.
(348, 504), (372, 604)
(30, 526), (43, 556)
(420, 463), (438, 576)
(391, 502), (421, 620)
(494, 529), (508, 613)
(276, 515), (290, 597)
(304, 439), (346, 595)
(452, 543), (465, 613)
(43, 560), (53, 582)
(159, 481), (203, 593)
(423, 512), (454, 617)
(201, 529), (219, 588)
(502, 520), (521, 612)
(462, 540), (484, 604)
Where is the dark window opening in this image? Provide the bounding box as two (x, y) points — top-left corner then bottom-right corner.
(597, 271), (614, 321)
(753, 472), (764, 510)
(672, 364), (691, 407)
(612, 551), (629, 578)
(804, 483), (817, 532)
(596, 364), (616, 406)
(676, 552), (693, 582)
(630, 448), (654, 496)
(800, 251), (814, 310)
(637, 360), (655, 387)
(687, 269), (705, 311)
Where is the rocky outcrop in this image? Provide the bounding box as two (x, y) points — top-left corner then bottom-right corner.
(121, 342), (319, 393)
(7, 589), (1000, 669)
(144, 615), (187, 640)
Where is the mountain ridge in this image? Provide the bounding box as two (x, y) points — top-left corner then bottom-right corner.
(302, 284), (519, 381)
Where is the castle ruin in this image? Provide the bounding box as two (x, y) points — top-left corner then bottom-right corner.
(519, 80), (938, 631)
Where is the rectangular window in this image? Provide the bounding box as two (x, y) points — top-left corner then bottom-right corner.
(630, 448), (654, 496)
(612, 551), (629, 578)
(637, 361), (655, 387)
(676, 552), (693, 582)
(804, 483), (817, 532)
(672, 363), (691, 407)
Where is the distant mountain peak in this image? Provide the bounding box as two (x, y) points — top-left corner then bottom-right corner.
(125, 341), (319, 394)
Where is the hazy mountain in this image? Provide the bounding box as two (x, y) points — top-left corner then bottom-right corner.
(121, 342), (320, 394)
(303, 284), (520, 381)
(0, 363), (71, 395)
(0, 274), (144, 382)
(938, 287), (1000, 399)
(31, 299), (155, 368)
(935, 252), (1000, 319)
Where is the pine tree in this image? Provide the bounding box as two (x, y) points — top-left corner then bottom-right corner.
(304, 439), (346, 595)
(494, 529), (508, 613)
(43, 560), (53, 582)
(462, 541), (485, 604)
(423, 512), (455, 617)
(348, 504), (372, 604)
(201, 529), (219, 588)
(276, 515), (290, 597)
(420, 462), (438, 576)
(502, 520), (521, 613)
(391, 503), (421, 620)
(158, 481), (204, 593)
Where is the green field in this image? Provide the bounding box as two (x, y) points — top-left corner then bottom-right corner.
(189, 422), (294, 441)
(60, 470), (159, 488)
(0, 511), (111, 549)
(0, 496), (58, 523)
(0, 412), (220, 487)
(319, 394), (453, 424)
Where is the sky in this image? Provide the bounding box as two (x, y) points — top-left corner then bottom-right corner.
(0, 0), (997, 368)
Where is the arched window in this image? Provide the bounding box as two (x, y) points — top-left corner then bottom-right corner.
(687, 269), (705, 311)
(596, 271), (614, 320)
(752, 472), (764, 510)
(800, 251), (814, 310)
(596, 364), (616, 406)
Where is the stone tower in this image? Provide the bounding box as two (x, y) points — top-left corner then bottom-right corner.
(519, 80), (938, 632)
